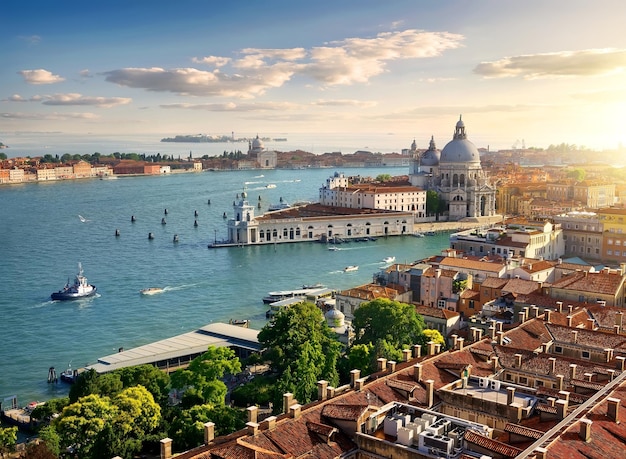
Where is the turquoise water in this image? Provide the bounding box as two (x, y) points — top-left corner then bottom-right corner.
(0, 167), (449, 404)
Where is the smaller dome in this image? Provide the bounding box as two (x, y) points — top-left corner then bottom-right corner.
(325, 308), (344, 320)
(420, 136), (440, 167)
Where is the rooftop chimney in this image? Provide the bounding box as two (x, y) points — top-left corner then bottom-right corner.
(204, 422), (215, 444)
(531, 305), (539, 318)
(579, 418), (592, 442)
(265, 415), (277, 430)
(403, 348), (412, 362)
(515, 353), (523, 368)
(350, 369), (361, 388)
(556, 374), (564, 391)
(556, 301), (563, 313)
(507, 386), (516, 405)
(413, 344), (422, 359)
(425, 379), (435, 408)
(491, 356), (499, 371)
(548, 357), (557, 374)
(615, 325), (621, 334)
(318, 380), (328, 401)
(518, 311), (526, 324)
(587, 318), (595, 330)
(570, 364), (577, 380)
(377, 358), (387, 372)
(607, 397), (620, 423)
(571, 330), (578, 343)
(489, 325), (496, 340)
(388, 361), (397, 373)
(617, 356), (626, 371)
(568, 304), (574, 314)
(545, 310), (552, 324)
(556, 399), (569, 419)
(567, 316), (573, 327)
(247, 406), (258, 424)
(617, 312), (624, 329)
(457, 338), (465, 351)
(289, 404), (302, 420)
(283, 393), (294, 414)
(160, 438), (172, 459)
(414, 363), (423, 382)
(451, 334), (459, 349)
(497, 331), (505, 345)
(355, 378), (365, 391)
(427, 341), (437, 356)
(247, 422), (259, 436)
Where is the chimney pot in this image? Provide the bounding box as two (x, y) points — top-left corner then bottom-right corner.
(556, 374), (564, 391)
(160, 438), (172, 459)
(414, 363), (423, 382)
(289, 403), (302, 419)
(377, 358), (387, 371)
(402, 348), (412, 362)
(607, 397), (620, 423)
(388, 360), (397, 373)
(548, 357), (557, 374)
(507, 386), (516, 405)
(283, 393), (294, 414)
(556, 301), (563, 312)
(318, 380), (328, 400)
(350, 369), (361, 388)
(247, 406), (258, 424)
(457, 337), (464, 351)
(265, 415), (277, 430)
(425, 379), (435, 408)
(617, 356), (626, 371)
(204, 422), (215, 444)
(556, 399), (569, 419)
(515, 353), (523, 368)
(413, 344), (422, 359)
(579, 418), (592, 442)
(570, 364), (577, 380)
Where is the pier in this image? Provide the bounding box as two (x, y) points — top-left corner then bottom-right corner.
(83, 322), (261, 375)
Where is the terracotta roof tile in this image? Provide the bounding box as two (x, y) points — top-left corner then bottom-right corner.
(464, 429), (523, 457)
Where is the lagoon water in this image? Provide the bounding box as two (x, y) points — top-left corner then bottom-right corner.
(0, 166), (450, 404)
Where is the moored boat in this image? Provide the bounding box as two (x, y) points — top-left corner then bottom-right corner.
(383, 256), (395, 264)
(51, 263), (96, 301)
(140, 287), (164, 295)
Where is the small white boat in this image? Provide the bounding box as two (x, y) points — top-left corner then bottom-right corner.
(140, 287), (164, 295)
(266, 184), (277, 189)
(413, 232), (425, 238)
(328, 246), (340, 251)
(383, 256), (395, 264)
(51, 263), (97, 301)
(344, 265), (359, 272)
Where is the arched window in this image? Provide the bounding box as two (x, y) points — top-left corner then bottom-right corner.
(453, 174), (459, 187)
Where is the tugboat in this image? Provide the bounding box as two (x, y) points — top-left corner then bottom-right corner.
(51, 263), (97, 301)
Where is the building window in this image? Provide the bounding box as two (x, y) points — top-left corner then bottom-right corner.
(554, 346), (563, 354)
(582, 351), (590, 359)
(519, 377), (528, 385)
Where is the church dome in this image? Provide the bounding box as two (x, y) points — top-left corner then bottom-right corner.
(325, 307), (345, 327)
(440, 116), (481, 164)
(252, 135), (264, 151)
(420, 136), (440, 167)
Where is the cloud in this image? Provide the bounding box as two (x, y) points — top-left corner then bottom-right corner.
(1, 112), (99, 120)
(18, 35), (41, 44)
(160, 101), (299, 111)
(5, 93), (131, 108)
(80, 69), (93, 78)
(103, 29), (463, 97)
(191, 56), (231, 67)
(311, 99), (377, 108)
(41, 93), (132, 108)
(18, 69), (65, 84)
(474, 48), (626, 79)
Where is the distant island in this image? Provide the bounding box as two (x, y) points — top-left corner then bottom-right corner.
(160, 134), (282, 143)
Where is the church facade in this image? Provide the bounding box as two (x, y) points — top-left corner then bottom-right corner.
(410, 117), (497, 221)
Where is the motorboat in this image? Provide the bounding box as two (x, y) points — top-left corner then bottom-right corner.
(344, 265), (359, 272)
(266, 184), (277, 189)
(413, 232), (425, 238)
(51, 263), (97, 301)
(328, 246), (340, 251)
(383, 256), (396, 264)
(140, 287), (164, 296)
(60, 364), (79, 383)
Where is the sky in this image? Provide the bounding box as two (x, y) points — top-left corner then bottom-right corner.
(2, 0), (626, 152)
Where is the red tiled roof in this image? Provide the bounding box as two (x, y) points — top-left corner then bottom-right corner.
(464, 429), (523, 457)
(504, 423), (544, 440)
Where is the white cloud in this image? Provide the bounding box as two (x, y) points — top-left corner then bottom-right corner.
(191, 56), (232, 67)
(18, 69), (65, 84)
(79, 69), (93, 78)
(103, 29), (463, 97)
(7, 94), (27, 102)
(1, 112), (99, 120)
(474, 48), (626, 79)
(312, 99), (377, 108)
(160, 101), (299, 111)
(41, 93), (132, 108)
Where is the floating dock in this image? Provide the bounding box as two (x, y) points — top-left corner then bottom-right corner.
(84, 322), (261, 375)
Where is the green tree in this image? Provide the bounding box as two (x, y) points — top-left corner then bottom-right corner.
(56, 394), (118, 458)
(69, 369), (100, 402)
(566, 168), (586, 182)
(169, 404), (246, 451)
(376, 174), (392, 182)
(170, 346), (241, 407)
(37, 425), (61, 456)
(258, 302), (341, 406)
(426, 190), (440, 216)
(0, 426), (18, 455)
(352, 298), (425, 350)
(116, 364), (171, 405)
(420, 329), (446, 349)
(113, 385), (161, 439)
(343, 343), (374, 374)
(0, 152), (7, 160)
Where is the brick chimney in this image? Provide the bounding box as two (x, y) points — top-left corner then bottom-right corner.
(425, 379), (434, 408)
(509, 402), (523, 423)
(507, 386), (516, 405)
(377, 358), (387, 372)
(607, 397), (620, 423)
(265, 415), (277, 430)
(350, 369), (360, 388)
(489, 325), (496, 340)
(518, 311), (526, 324)
(616, 312), (624, 329)
(608, 369), (616, 381)
(556, 301), (563, 313)
(413, 344), (422, 359)
(615, 325), (621, 334)
(587, 318), (595, 330)
(556, 374), (564, 391)
(523, 307), (529, 321)
(559, 391), (570, 403)
(457, 337), (464, 351)
(571, 330), (578, 343)
(569, 364), (577, 380)
(531, 305), (539, 318)
(579, 418), (592, 442)
(160, 438), (172, 459)
(247, 406), (258, 423)
(402, 348), (412, 362)
(204, 422), (215, 444)
(247, 422), (259, 436)
(427, 341), (437, 356)
(491, 356), (499, 371)
(556, 399), (569, 419)
(355, 378), (365, 391)
(451, 334), (459, 349)
(290, 404), (302, 420)
(388, 361), (397, 373)
(413, 363), (423, 382)
(568, 304), (574, 314)
(617, 356), (626, 371)
(533, 447), (548, 459)
(318, 380), (328, 401)
(497, 331), (505, 345)
(515, 353), (523, 368)
(548, 357), (557, 374)
(326, 386), (335, 399)
(545, 310), (552, 323)
(283, 393), (293, 414)
(567, 315), (573, 327)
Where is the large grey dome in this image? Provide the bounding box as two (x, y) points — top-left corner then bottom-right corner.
(440, 116), (481, 164)
(420, 136), (440, 167)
